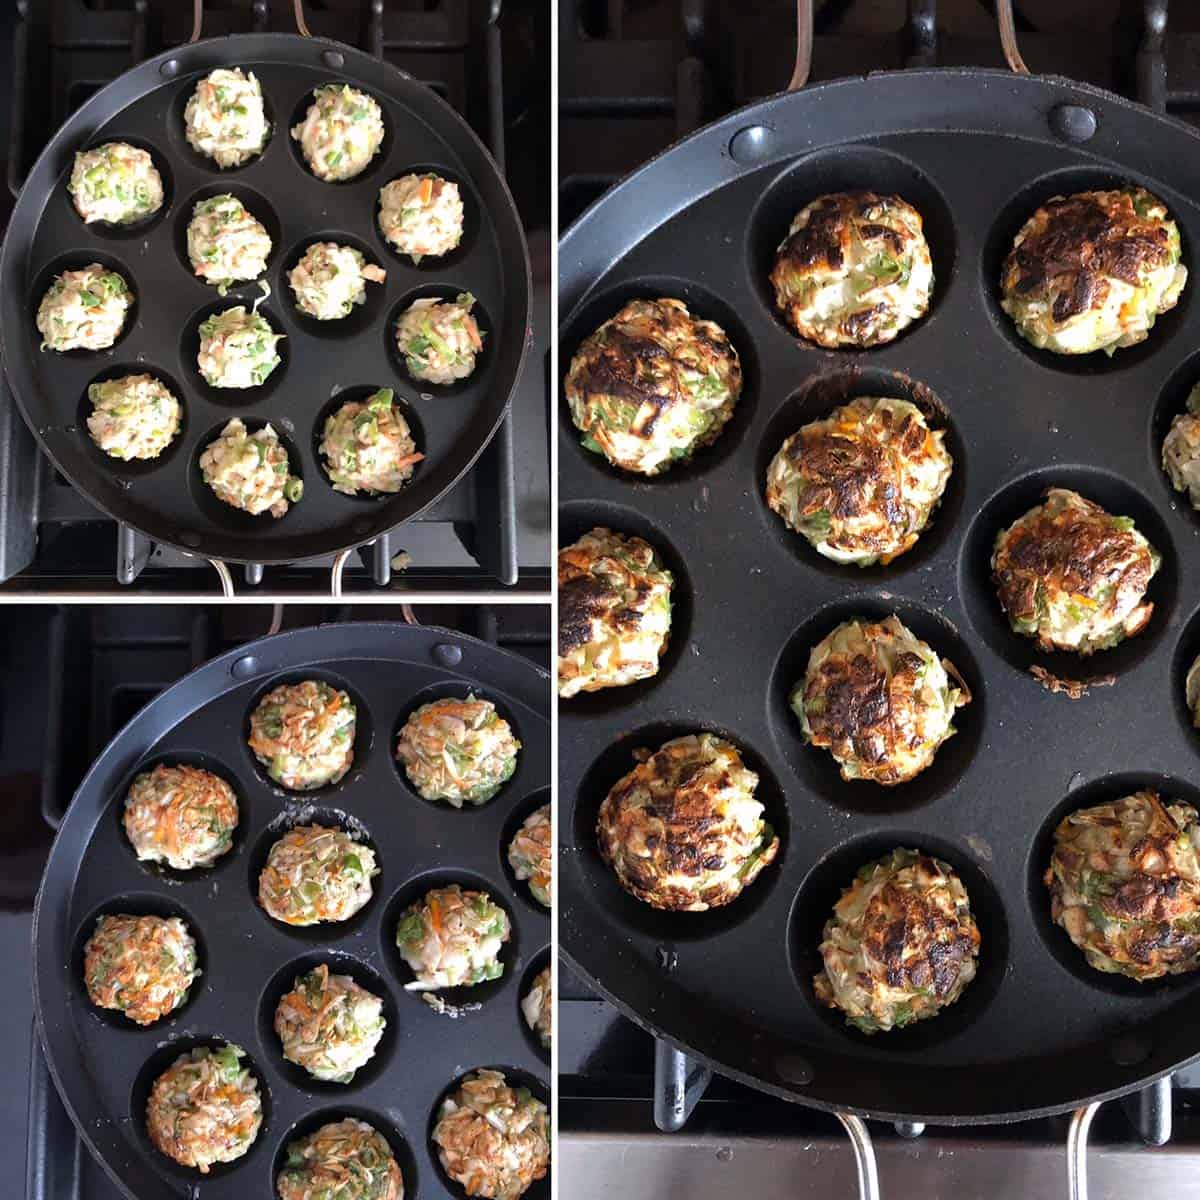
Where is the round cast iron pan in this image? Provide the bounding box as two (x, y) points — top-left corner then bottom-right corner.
(0, 33), (531, 564)
(558, 68), (1200, 1124)
(32, 621), (550, 1200)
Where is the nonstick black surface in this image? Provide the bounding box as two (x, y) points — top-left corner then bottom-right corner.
(0, 34), (531, 565)
(558, 68), (1200, 1123)
(33, 622), (550, 1200)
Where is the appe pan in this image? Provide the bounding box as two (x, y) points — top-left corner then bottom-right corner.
(559, 67), (1200, 1124)
(0, 33), (531, 565)
(33, 621), (550, 1200)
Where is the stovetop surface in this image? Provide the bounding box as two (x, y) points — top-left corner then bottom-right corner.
(5, 603), (549, 1197)
(0, 1), (551, 593)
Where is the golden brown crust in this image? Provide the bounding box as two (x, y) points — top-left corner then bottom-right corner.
(861, 862), (979, 996)
(992, 489), (1155, 653)
(597, 734), (777, 911)
(1002, 190), (1174, 321)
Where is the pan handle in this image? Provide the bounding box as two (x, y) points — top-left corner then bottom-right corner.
(331, 547), (353, 597)
(788, 0), (814, 91)
(995, 0), (1031, 75)
(191, 0), (310, 40)
(1067, 1102), (1101, 1200)
(292, 0), (313, 38)
(208, 558), (235, 597)
(836, 1113), (881, 1200)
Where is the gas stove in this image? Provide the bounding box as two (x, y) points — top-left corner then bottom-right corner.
(0, 0), (550, 595)
(7, 603), (550, 1199)
(558, 1), (1200, 1195)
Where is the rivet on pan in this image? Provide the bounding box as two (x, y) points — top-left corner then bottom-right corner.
(728, 124), (773, 165)
(1048, 103), (1097, 144)
(655, 945), (678, 972)
(160, 58), (180, 78)
(1110, 1034), (1151, 1066)
(433, 643), (463, 667)
(774, 1053), (814, 1086)
(322, 50), (345, 70)
(231, 655), (260, 679)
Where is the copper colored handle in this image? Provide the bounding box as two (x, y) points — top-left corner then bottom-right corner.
(996, 0), (1030, 74)
(789, 0), (814, 91)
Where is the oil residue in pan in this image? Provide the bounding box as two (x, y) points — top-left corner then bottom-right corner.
(558, 100), (1200, 1122)
(35, 625), (550, 1199)
(1, 37), (530, 564)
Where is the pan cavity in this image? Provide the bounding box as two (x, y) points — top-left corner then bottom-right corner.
(789, 830), (1009, 1052)
(745, 144), (957, 347)
(114, 748), (248, 881)
(279, 231), (389, 339)
(66, 136), (173, 240)
(427, 1066), (551, 1200)
(247, 805), (382, 943)
(180, 296), (290, 406)
(30, 249), (141, 356)
(753, 365), (965, 580)
(241, 668), (375, 799)
(171, 182), (282, 292)
(558, 274), (760, 485)
(128, 1036), (272, 1184)
(556, 499), (695, 717)
(384, 283), (495, 399)
(767, 596), (984, 817)
(499, 786), (553, 915)
(76, 361), (188, 479)
(287, 82), (394, 186)
(379, 868), (520, 1009)
(959, 464), (1178, 685)
(71, 892), (208, 1031)
(570, 721), (789, 944)
(981, 165), (1193, 375)
(391, 679), (524, 810)
(188, 415), (306, 534)
(1150, 349), (1200, 528)
(166, 72), (276, 174)
(517, 944), (552, 1065)
(372, 163), (481, 272)
(1170, 605), (1200, 755)
(256, 951), (399, 1095)
(312, 384), (427, 502)
(272, 1106), (420, 1200)
(1028, 772), (1200, 998)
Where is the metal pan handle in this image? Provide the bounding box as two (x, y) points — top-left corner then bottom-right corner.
(995, 0), (1031, 74)
(190, 0), (310, 41)
(1067, 1102), (1101, 1200)
(837, 1114), (881, 1200)
(788, 0), (814, 91)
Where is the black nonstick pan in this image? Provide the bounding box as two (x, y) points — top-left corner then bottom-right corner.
(0, 22), (531, 567)
(557, 2), (1200, 1144)
(33, 621), (550, 1200)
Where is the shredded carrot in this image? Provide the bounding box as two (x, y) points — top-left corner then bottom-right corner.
(419, 177), (434, 205)
(429, 898), (442, 934)
(465, 318), (483, 351)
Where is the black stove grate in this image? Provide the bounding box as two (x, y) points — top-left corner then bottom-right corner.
(0, 0), (550, 592)
(559, 0), (1200, 228)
